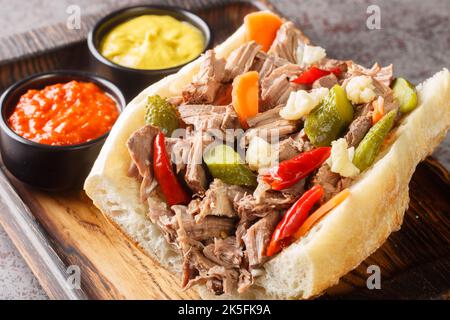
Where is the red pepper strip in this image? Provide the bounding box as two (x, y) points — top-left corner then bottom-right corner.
(294, 188), (350, 240)
(328, 67), (341, 77)
(263, 147), (331, 190)
(267, 185), (324, 257)
(153, 132), (190, 206)
(291, 66), (342, 85)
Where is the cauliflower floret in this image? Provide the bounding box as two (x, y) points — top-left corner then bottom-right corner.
(345, 75), (376, 104)
(280, 87), (329, 120)
(326, 138), (360, 177)
(246, 136), (273, 170)
(297, 44), (327, 65)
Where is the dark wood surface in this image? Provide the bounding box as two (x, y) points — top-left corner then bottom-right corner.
(329, 159), (450, 300)
(0, 0), (448, 300)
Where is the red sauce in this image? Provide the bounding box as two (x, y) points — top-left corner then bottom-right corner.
(8, 81), (119, 146)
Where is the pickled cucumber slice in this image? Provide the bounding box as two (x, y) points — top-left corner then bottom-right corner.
(204, 144), (257, 186)
(145, 95), (179, 136)
(392, 77), (418, 113)
(304, 84), (354, 147)
(353, 109), (397, 171)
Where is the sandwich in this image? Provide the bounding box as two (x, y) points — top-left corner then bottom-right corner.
(84, 11), (450, 299)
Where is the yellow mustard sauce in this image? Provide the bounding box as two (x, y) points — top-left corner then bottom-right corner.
(99, 15), (205, 70)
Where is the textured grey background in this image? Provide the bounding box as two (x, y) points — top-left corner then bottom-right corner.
(0, 0), (448, 299)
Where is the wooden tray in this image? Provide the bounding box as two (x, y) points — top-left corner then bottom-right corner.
(0, 0), (449, 300)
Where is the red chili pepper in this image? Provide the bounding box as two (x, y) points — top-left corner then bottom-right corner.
(291, 66), (342, 85)
(263, 147), (331, 190)
(153, 132), (190, 206)
(267, 185), (324, 256)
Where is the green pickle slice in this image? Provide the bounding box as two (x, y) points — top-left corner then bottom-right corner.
(305, 84), (354, 147)
(392, 77), (418, 113)
(145, 95), (179, 135)
(204, 144), (257, 187)
(353, 109), (397, 172)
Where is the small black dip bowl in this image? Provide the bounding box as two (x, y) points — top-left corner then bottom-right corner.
(0, 71), (126, 191)
(87, 5), (213, 101)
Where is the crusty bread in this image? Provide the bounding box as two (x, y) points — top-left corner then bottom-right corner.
(84, 22), (450, 299)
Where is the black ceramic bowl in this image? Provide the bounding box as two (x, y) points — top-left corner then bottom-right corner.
(88, 5), (213, 101)
(0, 71), (126, 190)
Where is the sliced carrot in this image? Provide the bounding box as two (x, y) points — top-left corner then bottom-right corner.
(294, 188), (350, 239)
(232, 71), (259, 128)
(372, 96), (385, 125)
(244, 11), (283, 52)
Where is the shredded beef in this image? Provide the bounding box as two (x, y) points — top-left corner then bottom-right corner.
(179, 232), (245, 296)
(276, 137), (303, 162)
(178, 104), (240, 131)
(147, 197), (179, 248)
(191, 179), (248, 222)
(374, 64), (394, 87)
(222, 105), (241, 130)
(175, 204), (242, 296)
(311, 164), (352, 203)
(165, 137), (191, 173)
(242, 212), (280, 268)
(252, 177), (272, 203)
(281, 179), (306, 198)
(126, 125), (159, 202)
(174, 205), (235, 241)
(182, 50), (226, 104)
(346, 62), (393, 87)
(241, 108), (300, 146)
(127, 162), (140, 180)
(198, 266), (239, 295)
(313, 73), (338, 89)
(236, 191), (296, 217)
(345, 115), (372, 148)
(254, 52), (289, 79)
(260, 63), (305, 111)
(268, 22), (308, 63)
(320, 58), (349, 76)
(181, 247), (214, 288)
(223, 41), (261, 82)
(291, 128), (314, 152)
(184, 133), (213, 195)
(372, 78), (399, 113)
(237, 269), (253, 293)
(246, 105), (283, 127)
(203, 237), (243, 269)
(234, 192), (295, 244)
(251, 52), (270, 76)
(241, 121), (300, 148)
(355, 102), (374, 118)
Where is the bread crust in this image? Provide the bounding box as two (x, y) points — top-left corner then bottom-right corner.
(84, 21), (450, 299)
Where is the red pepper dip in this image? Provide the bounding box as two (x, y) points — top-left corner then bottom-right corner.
(8, 81), (119, 146)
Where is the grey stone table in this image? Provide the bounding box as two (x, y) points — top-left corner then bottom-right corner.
(0, 0), (448, 300)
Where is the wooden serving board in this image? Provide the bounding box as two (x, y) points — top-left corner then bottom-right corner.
(0, 0), (449, 300)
